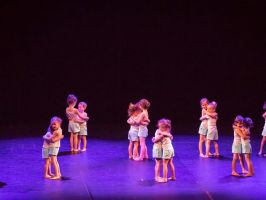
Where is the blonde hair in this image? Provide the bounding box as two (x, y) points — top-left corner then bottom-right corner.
(200, 98), (209, 105)
(48, 116), (62, 132)
(128, 103), (142, 117)
(138, 99), (151, 110)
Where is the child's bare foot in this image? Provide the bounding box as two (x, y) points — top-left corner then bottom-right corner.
(50, 176), (61, 180)
(155, 177), (163, 182)
(244, 173), (253, 177)
(232, 171), (240, 176)
(242, 169), (248, 174)
(129, 156), (133, 159)
(81, 148), (86, 152)
(48, 173), (55, 177)
(168, 177), (176, 181)
(158, 178), (167, 183)
(215, 154), (220, 158)
(199, 154), (205, 158)
(258, 152), (262, 156)
(44, 175), (52, 179)
(134, 157), (143, 161)
(71, 148), (74, 152)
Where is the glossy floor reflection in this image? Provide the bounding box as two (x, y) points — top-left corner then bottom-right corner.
(0, 135), (266, 200)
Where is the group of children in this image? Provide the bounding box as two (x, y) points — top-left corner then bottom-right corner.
(197, 97), (256, 177)
(127, 99), (176, 183)
(42, 94), (89, 180)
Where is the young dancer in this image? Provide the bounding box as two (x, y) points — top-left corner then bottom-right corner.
(127, 103), (142, 160)
(77, 102), (89, 152)
(153, 119), (176, 183)
(42, 116), (64, 179)
(152, 127), (163, 182)
(198, 98), (209, 157)
(203, 102), (219, 158)
(135, 99), (150, 161)
(241, 117), (254, 177)
(232, 115), (248, 176)
(258, 101), (266, 155)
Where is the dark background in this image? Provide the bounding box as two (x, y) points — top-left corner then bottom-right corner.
(0, 1), (265, 139)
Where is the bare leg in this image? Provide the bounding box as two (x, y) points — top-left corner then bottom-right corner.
(133, 141), (139, 159)
(154, 159), (162, 182)
(244, 154), (254, 177)
(78, 135), (82, 151)
(73, 133), (79, 151)
(44, 158), (52, 178)
(128, 141), (133, 159)
(160, 159), (169, 182)
(205, 139), (211, 157)
(82, 136), (87, 151)
(199, 135), (206, 157)
(239, 154), (248, 173)
(259, 136), (266, 155)
(168, 158), (176, 180)
(214, 141), (219, 157)
(138, 137), (146, 160)
(232, 154), (240, 176)
(50, 156), (61, 179)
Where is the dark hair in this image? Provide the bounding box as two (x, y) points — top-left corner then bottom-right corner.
(234, 115), (244, 123)
(138, 99), (151, 110)
(243, 117), (254, 128)
(67, 94), (78, 105)
(128, 103), (142, 117)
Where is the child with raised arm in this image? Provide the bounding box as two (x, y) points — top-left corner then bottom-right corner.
(42, 116), (64, 180)
(135, 99), (151, 161)
(153, 119), (176, 183)
(127, 103), (142, 160)
(232, 115), (248, 176)
(203, 102), (219, 158)
(258, 101), (266, 155)
(198, 98), (209, 157)
(241, 117), (254, 177)
(77, 102), (89, 152)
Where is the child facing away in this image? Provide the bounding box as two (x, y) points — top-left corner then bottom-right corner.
(232, 115), (248, 176)
(152, 118), (176, 183)
(241, 117), (254, 177)
(201, 101), (219, 158)
(42, 116), (64, 180)
(198, 98), (209, 157)
(127, 103), (142, 160)
(77, 102), (89, 152)
(135, 99), (151, 161)
(258, 101), (266, 156)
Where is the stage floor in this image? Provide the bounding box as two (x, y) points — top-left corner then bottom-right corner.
(0, 135), (266, 200)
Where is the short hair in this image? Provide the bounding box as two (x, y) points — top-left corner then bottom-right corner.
(138, 99), (151, 110)
(79, 101), (87, 109)
(157, 118), (172, 130)
(208, 102), (217, 110)
(67, 94), (77, 105)
(243, 117), (254, 128)
(50, 116), (62, 125)
(200, 98), (209, 105)
(234, 115), (244, 124)
(128, 103), (142, 117)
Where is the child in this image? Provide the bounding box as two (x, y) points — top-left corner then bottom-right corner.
(135, 99), (150, 161)
(198, 98), (209, 157)
(258, 101), (266, 155)
(152, 127), (163, 182)
(42, 116), (64, 180)
(77, 102), (89, 152)
(241, 117), (254, 177)
(203, 102), (219, 158)
(127, 103), (142, 160)
(153, 119), (176, 183)
(66, 94), (80, 152)
(232, 115), (248, 176)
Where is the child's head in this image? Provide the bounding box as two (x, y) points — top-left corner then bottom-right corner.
(67, 94), (78, 106)
(243, 117), (254, 129)
(234, 115), (244, 126)
(78, 102), (87, 111)
(207, 102), (216, 113)
(200, 98), (209, 110)
(157, 118), (171, 132)
(49, 116), (62, 131)
(263, 101), (266, 111)
(128, 103), (142, 117)
(138, 99), (150, 110)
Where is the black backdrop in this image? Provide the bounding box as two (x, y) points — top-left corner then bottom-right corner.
(0, 1), (265, 138)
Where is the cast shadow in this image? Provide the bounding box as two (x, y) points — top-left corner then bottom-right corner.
(0, 182), (7, 188)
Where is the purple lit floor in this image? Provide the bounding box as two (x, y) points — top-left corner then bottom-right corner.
(1, 135), (266, 200)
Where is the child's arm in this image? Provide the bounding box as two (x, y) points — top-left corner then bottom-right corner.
(235, 127), (249, 139)
(51, 132), (64, 143)
(127, 117), (137, 125)
(263, 112), (266, 118)
(152, 135), (164, 143)
(43, 132), (52, 140)
(200, 115), (209, 121)
(75, 109), (89, 121)
(205, 111), (218, 118)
